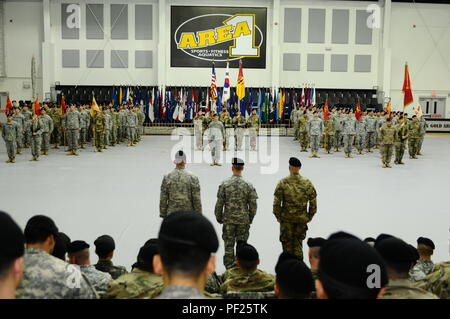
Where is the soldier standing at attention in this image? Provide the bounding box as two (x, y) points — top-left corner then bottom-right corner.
(94, 235), (127, 280)
(93, 108), (106, 152)
(332, 109), (343, 152)
(22, 105), (33, 148)
(193, 110), (205, 150)
(50, 105), (63, 149)
(407, 115), (421, 159)
(118, 105), (126, 143)
(208, 113), (225, 166)
(365, 111), (377, 152)
(298, 111), (309, 152)
(39, 108), (53, 156)
(16, 215), (98, 299)
(323, 115), (335, 154)
(126, 107), (137, 146)
(103, 107), (112, 149)
(247, 108), (260, 151)
(30, 113), (43, 161)
(341, 111), (357, 158)
(417, 115), (426, 155)
(159, 150), (202, 218)
(273, 157), (317, 259)
(355, 115), (367, 155)
(307, 111), (324, 158)
(67, 241), (112, 295)
(110, 108), (119, 146)
(12, 107), (25, 155)
(222, 112), (234, 151)
(233, 111), (246, 151)
(63, 104), (81, 156)
(214, 158), (258, 269)
(394, 116), (408, 165)
(379, 118), (396, 168)
(136, 106), (145, 142)
(78, 105), (88, 149)
(291, 105), (301, 141)
(2, 113), (19, 163)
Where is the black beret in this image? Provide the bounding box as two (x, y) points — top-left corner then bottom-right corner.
(289, 157), (301, 167)
(236, 241), (259, 261)
(94, 235), (116, 253)
(307, 237), (326, 248)
(319, 233), (388, 290)
(135, 239), (159, 268)
(232, 157), (244, 166)
(417, 237), (435, 249)
(275, 252), (314, 296)
(328, 231), (359, 241)
(375, 237), (415, 264)
(67, 240), (90, 254)
(0, 211), (24, 260)
(25, 215), (59, 238)
(158, 211), (218, 253)
(52, 232), (71, 260)
(375, 233), (394, 246)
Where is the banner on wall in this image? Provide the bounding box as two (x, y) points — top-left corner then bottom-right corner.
(171, 6), (267, 69)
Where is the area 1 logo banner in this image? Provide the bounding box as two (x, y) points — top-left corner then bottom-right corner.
(171, 6), (267, 69)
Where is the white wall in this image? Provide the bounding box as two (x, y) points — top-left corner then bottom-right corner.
(389, 2), (450, 117)
(0, 1), (43, 100)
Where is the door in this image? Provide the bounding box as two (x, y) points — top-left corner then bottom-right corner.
(419, 97), (446, 118)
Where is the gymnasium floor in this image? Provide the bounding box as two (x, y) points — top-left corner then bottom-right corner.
(1, 133), (449, 274)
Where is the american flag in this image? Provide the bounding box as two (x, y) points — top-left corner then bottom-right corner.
(210, 62), (218, 101)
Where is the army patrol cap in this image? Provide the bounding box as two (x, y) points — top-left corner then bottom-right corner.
(307, 237), (326, 248)
(375, 237), (415, 264)
(417, 237), (435, 250)
(174, 150), (186, 164)
(0, 211), (25, 260)
(24, 215), (59, 242)
(236, 241), (259, 261)
(319, 232), (388, 290)
(289, 157), (302, 168)
(94, 235), (116, 253)
(275, 252), (314, 295)
(231, 157), (244, 166)
(67, 240), (90, 254)
(158, 211), (219, 253)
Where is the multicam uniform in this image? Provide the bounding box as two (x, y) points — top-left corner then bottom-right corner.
(233, 116), (246, 150)
(247, 114), (260, 150)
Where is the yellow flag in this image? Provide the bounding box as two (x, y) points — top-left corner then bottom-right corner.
(278, 89), (284, 119)
(236, 60), (245, 100)
(90, 96), (100, 117)
(119, 87), (123, 105)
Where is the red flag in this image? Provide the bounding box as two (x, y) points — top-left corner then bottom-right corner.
(324, 98), (329, 121)
(61, 95), (67, 114)
(356, 100), (362, 120)
(402, 63), (413, 107)
(34, 96), (41, 116)
(5, 96), (13, 113)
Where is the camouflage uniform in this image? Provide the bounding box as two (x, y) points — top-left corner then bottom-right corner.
(208, 120), (225, 164)
(136, 108), (145, 141)
(355, 119), (367, 153)
(409, 260), (434, 283)
(407, 120), (421, 158)
(39, 113), (54, 153)
(80, 265), (113, 294)
(298, 115), (309, 151)
(159, 167), (202, 218)
(341, 116), (357, 156)
(223, 116), (234, 150)
(79, 109), (90, 148)
(16, 248), (98, 299)
(118, 109), (126, 142)
(291, 109), (301, 140)
(418, 117), (426, 154)
(332, 113), (343, 150)
(94, 260), (127, 280)
(307, 117), (324, 156)
(233, 116), (246, 150)
(365, 115), (377, 150)
(394, 122), (408, 163)
(380, 124), (396, 166)
(273, 173), (317, 259)
(111, 110), (119, 146)
(50, 108), (63, 147)
(247, 114), (260, 150)
(126, 111), (137, 146)
(215, 175), (258, 269)
(2, 120), (19, 161)
(30, 117), (43, 159)
(12, 111), (25, 152)
(205, 272), (224, 294)
(376, 117), (386, 146)
(93, 112), (106, 151)
(193, 114), (205, 150)
(415, 261), (450, 299)
(381, 278), (438, 299)
(323, 119), (335, 153)
(22, 109), (33, 147)
(63, 109), (81, 153)
(103, 111), (112, 148)
(156, 285), (206, 299)
(220, 269), (275, 294)
(103, 268), (164, 299)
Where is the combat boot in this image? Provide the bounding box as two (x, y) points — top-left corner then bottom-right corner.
(358, 151), (362, 155)
(417, 152), (422, 155)
(210, 162), (215, 166)
(11, 158), (16, 163)
(73, 151), (79, 156)
(98, 149), (103, 152)
(394, 160), (399, 164)
(35, 157), (39, 161)
(386, 164), (392, 168)
(53, 144), (59, 149)
(17, 149), (22, 155)
(348, 153), (353, 158)
(315, 152), (321, 158)
(399, 161), (405, 164)
(80, 144), (85, 149)
(409, 155), (413, 159)
(5, 159), (11, 163)
(309, 153), (314, 158)
(413, 155), (418, 159)
(216, 162), (222, 166)
(383, 163), (387, 168)
(127, 143), (132, 147)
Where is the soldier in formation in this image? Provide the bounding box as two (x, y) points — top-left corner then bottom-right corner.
(208, 113), (224, 166)
(379, 118), (397, 168)
(2, 113), (19, 163)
